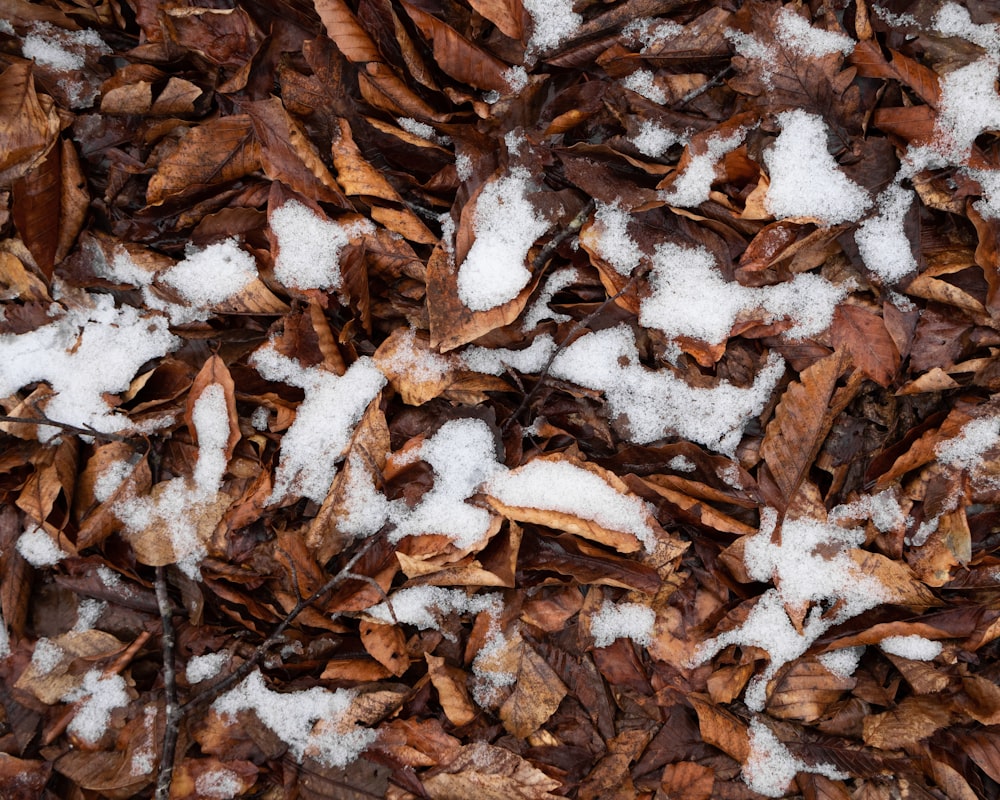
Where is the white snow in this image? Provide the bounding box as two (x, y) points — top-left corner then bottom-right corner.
(550, 325), (785, 454)
(212, 670), (377, 767)
(640, 242), (844, 345)
(160, 239), (257, 310)
(16, 526), (67, 567)
(622, 70), (667, 104)
(661, 130), (746, 208)
(504, 66), (529, 93)
(31, 638), (66, 674)
(387, 418), (502, 548)
(486, 458), (657, 551)
(250, 343), (386, 504)
(765, 110), (871, 224)
(73, 599), (107, 632)
(63, 669), (130, 745)
(113, 383), (231, 574)
(623, 18), (683, 51)
(592, 202), (643, 274)
(396, 117), (448, 144)
(196, 768), (244, 799)
(695, 510), (890, 710)
(775, 8), (855, 58)
(521, 267), (577, 330)
(934, 3), (1000, 55)
(936, 415), (1000, 469)
(855, 184), (918, 283)
(367, 586), (502, 630)
(457, 168), (552, 311)
(250, 406), (269, 431)
(271, 200), (373, 290)
(632, 120), (682, 158)
(337, 453), (397, 538)
(94, 460), (132, 503)
(21, 21), (110, 71)
(522, 0), (582, 53)
(819, 646), (865, 678)
(969, 168), (1000, 219)
(935, 58), (1000, 159)
(187, 652), (229, 684)
(879, 635), (942, 661)
(0, 294), (179, 441)
(668, 455), (696, 472)
(743, 718), (847, 797)
(828, 490), (907, 533)
(590, 600), (655, 648)
(460, 335), (555, 376)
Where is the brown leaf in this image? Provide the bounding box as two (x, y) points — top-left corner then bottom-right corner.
(361, 621), (410, 677)
(689, 693), (750, 762)
(0, 62), (60, 185)
(400, 1), (512, 93)
(314, 0), (383, 63)
(12, 141), (59, 278)
(830, 304), (900, 387)
(421, 742), (562, 800)
(146, 115), (260, 206)
(497, 636), (568, 737)
(426, 653), (478, 726)
(957, 727), (1000, 784)
(761, 350), (848, 506)
(247, 97), (348, 207)
(186, 356), (240, 463)
(466, 0), (527, 40)
(862, 695), (952, 751)
(0, 753), (51, 800)
(766, 659), (856, 722)
(658, 761), (715, 800)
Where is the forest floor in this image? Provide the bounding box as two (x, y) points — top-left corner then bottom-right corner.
(3, 0), (1000, 798)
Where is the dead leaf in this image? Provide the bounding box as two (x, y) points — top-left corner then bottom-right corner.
(421, 742), (562, 800)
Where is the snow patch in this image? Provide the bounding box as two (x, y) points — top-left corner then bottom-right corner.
(271, 200), (373, 290)
(590, 600), (655, 648)
(17, 526), (67, 567)
(880, 635), (942, 660)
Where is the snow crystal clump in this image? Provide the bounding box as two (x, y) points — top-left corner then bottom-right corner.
(856, 184), (918, 283)
(486, 459), (657, 551)
(461, 334), (556, 376)
(521, 267), (577, 330)
(159, 239), (257, 314)
(73, 599), (106, 632)
(969, 168), (1000, 219)
(271, 200), (373, 290)
(62, 670), (130, 745)
(196, 768), (244, 799)
(550, 325), (785, 454)
(592, 201), (643, 274)
(934, 3), (1000, 55)
(522, 0), (582, 53)
(695, 510), (891, 710)
(16, 526), (67, 567)
(632, 120), (681, 158)
(765, 110), (871, 224)
(640, 242), (844, 345)
(775, 8), (855, 57)
(936, 415), (1000, 469)
(622, 69), (667, 104)
(0, 294), (178, 441)
(880, 635), (942, 661)
(590, 601), (655, 648)
(743, 718), (847, 797)
(367, 586), (502, 630)
(213, 670), (377, 767)
(935, 58), (1000, 159)
(388, 418), (502, 548)
(251, 344), (386, 504)
(31, 638), (65, 674)
(22, 21), (110, 71)
(819, 646), (865, 679)
(187, 652), (229, 684)
(457, 168), (552, 311)
(661, 130), (746, 207)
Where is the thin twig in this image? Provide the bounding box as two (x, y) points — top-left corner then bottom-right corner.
(532, 199), (595, 274)
(675, 65), (733, 109)
(502, 272), (643, 434)
(181, 534), (382, 713)
(0, 414), (136, 443)
(154, 566), (180, 800)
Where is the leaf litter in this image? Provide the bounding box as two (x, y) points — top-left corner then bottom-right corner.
(3, 1), (1000, 798)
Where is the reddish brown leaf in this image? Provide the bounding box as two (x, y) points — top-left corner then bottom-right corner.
(761, 351), (848, 505)
(830, 304), (900, 387)
(659, 761), (715, 800)
(0, 62), (60, 185)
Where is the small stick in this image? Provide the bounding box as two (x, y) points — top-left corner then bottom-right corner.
(154, 567), (180, 800)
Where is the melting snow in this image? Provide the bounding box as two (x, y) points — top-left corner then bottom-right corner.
(765, 110), (871, 224)
(251, 343), (386, 504)
(880, 635), (942, 661)
(590, 600), (655, 648)
(271, 200), (373, 290)
(457, 168), (552, 311)
(743, 718), (847, 797)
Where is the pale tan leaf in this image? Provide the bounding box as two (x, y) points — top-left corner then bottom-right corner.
(426, 653), (477, 727)
(421, 742), (562, 800)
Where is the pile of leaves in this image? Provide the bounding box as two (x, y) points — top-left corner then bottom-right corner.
(3, 0), (1000, 797)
